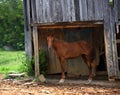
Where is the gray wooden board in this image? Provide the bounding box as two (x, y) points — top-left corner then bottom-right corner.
(23, 0), (32, 60)
(30, 0), (106, 23)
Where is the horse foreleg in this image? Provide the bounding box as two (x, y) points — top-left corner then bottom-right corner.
(59, 58), (66, 83)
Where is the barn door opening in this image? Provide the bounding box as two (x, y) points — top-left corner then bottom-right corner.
(92, 27), (107, 75)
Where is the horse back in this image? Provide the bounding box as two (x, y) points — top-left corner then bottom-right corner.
(53, 39), (95, 60)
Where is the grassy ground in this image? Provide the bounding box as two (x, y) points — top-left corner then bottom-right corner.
(0, 48), (25, 74)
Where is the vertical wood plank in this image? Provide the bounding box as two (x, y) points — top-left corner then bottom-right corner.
(94, 0), (103, 20)
(74, 0), (80, 21)
(103, 0), (114, 79)
(111, 0), (119, 78)
(23, 0), (32, 60)
(87, 0), (94, 20)
(66, 0), (71, 21)
(118, 0), (120, 19)
(61, 0), (70, 22)
(103, 0), (119, 80)
(46, 0), (52, 22)
(31, 0), (37, 23)
(31, 0), (40, 78)
(60, 0), (67, 21)
(33, 26), (39, 78)
(35, 0), (41, 23)
(70, 0), (76, 21)
(100, 0), (104, 20)
(42, 0), (47, 23)
(79, 0), (88, 21)
(55, 0), (63, 22)
(42, 0), (51, 23)
(79, 0), (83, 20)
(49, 0), (56, 22)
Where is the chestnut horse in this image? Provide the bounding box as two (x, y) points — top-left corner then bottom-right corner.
(47, 36), (96, 83)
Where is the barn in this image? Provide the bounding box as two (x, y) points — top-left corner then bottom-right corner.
(23, 0), (120, 81)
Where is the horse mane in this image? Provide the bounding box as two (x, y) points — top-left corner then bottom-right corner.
(53, 37), (66, 43)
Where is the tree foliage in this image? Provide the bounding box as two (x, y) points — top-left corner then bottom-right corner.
(0, 0), (24, 50)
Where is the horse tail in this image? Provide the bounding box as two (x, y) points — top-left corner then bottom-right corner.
(90, 47), (96, 62)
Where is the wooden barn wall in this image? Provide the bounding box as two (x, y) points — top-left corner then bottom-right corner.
(31, 0), (104, 23)
(37, 28), (104, 76)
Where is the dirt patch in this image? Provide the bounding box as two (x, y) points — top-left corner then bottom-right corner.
(0, 74), (120, 95)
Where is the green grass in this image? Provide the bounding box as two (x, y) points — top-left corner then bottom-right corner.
(0, 49), (25, 74)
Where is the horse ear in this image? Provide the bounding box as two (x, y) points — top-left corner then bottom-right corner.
(47, 34), (52, 37)
(47, 33), (54, 38)
(50, 34), (53, 37)
(48, 33), (52, 37)
(50, 33), (55, 38)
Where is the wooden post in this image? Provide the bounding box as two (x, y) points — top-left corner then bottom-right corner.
(33, 26), (39, 78)
(103, 0), (119, 80)
(30, 0), (40, 78)
(112, 0), (119, 78)
(23, 0), (33, 61)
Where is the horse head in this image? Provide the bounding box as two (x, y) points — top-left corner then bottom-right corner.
(47, 35), (54, 49)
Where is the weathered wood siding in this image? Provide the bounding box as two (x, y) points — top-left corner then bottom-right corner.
(118, 0), (120, 19)
(23, 0), (33, 60)
(103, 0), (119, 79)
(30, 0), (104, 24)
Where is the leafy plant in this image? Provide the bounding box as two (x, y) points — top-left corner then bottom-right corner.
(19, 50), (48, 76)
(39, 50), (48, 75)
(19, 56), (34, 76)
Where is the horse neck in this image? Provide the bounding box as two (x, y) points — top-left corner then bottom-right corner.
(52, 38), (64, 50)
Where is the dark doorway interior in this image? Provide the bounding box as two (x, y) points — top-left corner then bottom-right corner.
(97, 54), (107, 71)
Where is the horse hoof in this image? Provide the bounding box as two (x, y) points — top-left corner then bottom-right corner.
(87, 79), (92, 84)
(93, 73), (96, 77)
(59, 79), (65, 83)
